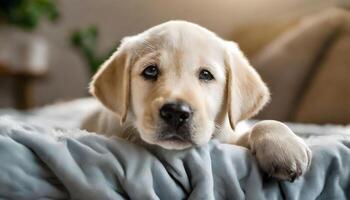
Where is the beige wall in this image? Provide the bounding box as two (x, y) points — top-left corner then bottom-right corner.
(0, 0), (343, 108)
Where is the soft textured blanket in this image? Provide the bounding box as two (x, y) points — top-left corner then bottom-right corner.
(0, 99), (349, 200)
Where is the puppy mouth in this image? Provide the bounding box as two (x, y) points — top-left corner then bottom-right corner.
(158, 130), (193, 144)
(160, 133), (188, 142)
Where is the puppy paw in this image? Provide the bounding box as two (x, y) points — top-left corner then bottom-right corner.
(250, 120), (312, 182)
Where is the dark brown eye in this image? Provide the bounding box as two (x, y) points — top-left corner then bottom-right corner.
(142, 64), (159, 80)
(199, 69), (215, 81)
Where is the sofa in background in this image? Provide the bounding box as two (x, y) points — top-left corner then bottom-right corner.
(252, 8), (350, 124)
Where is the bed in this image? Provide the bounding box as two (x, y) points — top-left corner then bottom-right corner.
(0, 98), (349, 200)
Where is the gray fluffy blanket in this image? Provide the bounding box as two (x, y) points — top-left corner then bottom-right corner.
(0, 99), (349, 200)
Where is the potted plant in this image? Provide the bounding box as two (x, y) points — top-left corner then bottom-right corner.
(0, 0), (59, 73)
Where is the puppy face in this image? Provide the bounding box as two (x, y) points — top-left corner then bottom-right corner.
(90, 21), (269, 150)
(129, 24), (227, 149)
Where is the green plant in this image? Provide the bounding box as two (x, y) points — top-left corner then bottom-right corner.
(71, 26), (116, 73)
(0, 0), (59, 30)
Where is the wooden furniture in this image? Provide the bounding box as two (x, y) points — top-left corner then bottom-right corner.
(0, 61), (47, 109)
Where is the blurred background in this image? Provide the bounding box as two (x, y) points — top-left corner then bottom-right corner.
(0, 0), (349, 124)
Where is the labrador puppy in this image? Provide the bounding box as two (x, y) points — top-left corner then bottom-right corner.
(82, 21), (311, 181)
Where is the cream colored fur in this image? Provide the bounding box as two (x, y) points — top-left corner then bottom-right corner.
(82, 21), (311, 181)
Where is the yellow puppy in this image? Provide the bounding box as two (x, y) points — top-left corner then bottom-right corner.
(82, 21), (311, 181)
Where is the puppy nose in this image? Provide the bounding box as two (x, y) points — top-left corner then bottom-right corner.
(159, 102), (192, 128)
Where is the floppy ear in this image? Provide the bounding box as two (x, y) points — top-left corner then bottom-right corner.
(89, 44), (131, 124)
(225, 42), (270, 129)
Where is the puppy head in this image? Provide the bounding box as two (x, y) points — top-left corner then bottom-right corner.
(90, 21), (269, 149)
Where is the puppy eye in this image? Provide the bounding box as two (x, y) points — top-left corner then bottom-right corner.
(199, 69), (215, 81)
(142, 64), (159, 80)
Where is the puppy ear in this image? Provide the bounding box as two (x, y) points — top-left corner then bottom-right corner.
(89, 42), (131, 124)
(225, 42), (270, 129)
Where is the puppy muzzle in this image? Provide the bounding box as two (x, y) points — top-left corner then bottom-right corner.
(158, 101), (193, 142)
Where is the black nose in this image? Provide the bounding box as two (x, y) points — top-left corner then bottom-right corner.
(159, 102), (192, 128)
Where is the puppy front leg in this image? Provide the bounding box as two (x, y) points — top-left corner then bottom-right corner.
(234, 120), (312, 182)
